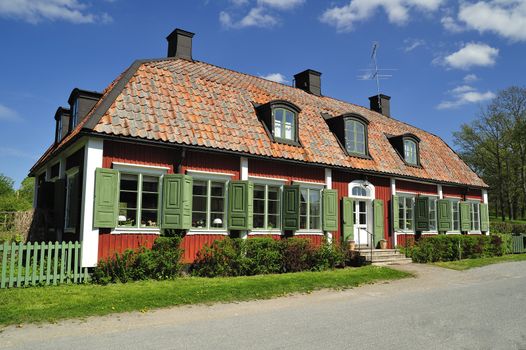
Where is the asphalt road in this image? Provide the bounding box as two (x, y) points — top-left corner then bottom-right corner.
(2, 262), (526, 350)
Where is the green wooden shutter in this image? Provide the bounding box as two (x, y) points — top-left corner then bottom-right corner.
(228, 180), (253, 230)
(54, 179), (66, 230)
(415, 197), (430, 231)
(437, 199), (452, 232)
(322, 189), (338, 231)
(392, 195), (400, 231)
(282, 185), (300, 231)
(161, 174), (193, 230)
(342, 197), (354, 241)
(373, 199), (384, 247)
(93, 168), (119, 228)
(460, 201), (471, 232)
(480, 203), (489, 232)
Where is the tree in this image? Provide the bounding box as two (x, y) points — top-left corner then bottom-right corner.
(0, 174), (33, 212)
(18, 177), (34, 205)
(0, 174), (15, 197)
(454, 86), (526, 221)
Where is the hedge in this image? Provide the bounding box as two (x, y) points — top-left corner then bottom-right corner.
(403, 235), (507, 263)
(490, 221), (526, 235)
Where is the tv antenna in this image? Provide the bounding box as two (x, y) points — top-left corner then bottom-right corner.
(357, 42), (396, 111)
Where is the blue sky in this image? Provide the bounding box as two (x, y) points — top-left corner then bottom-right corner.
(0, 0), (525, 186)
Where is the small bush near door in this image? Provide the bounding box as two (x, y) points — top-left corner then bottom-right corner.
(404, 235), (506, 263)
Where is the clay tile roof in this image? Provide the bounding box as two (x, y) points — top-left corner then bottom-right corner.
(32, 58), (487, 188)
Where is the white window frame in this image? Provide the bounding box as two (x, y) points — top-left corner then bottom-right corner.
(111, 163), (168, 234)
(250, 176), (285, 235)
(404, 139), (417, 165)
(424, 196), (438, 233)
(397, 193), (415, 233)
(445, 197), (461, 234)
(64, 167), (79, 233)
(294, 181), (324, 234)
(187, 170), (232, 235)
(469, 201), (481, 234)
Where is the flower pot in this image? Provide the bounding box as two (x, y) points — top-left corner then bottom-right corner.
(379, 239), (388, 249)
(348, 240), (356, 251)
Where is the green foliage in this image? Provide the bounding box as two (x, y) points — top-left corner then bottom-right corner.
(192, 238), (356, 277)
(490, 221), (526, 234)
(0, 174), (33, 212)
(18, 177), (35, 205)
(0, 174), (14, 197)
(92, 236), (184, 284)
(404, 235), (505, 263)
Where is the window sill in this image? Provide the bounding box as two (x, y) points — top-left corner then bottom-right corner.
(295, 230), (324, 236)
(395, 230), (415, 234)
(111, 227), (161, 235)
(250, 229), (282, 235)
(187, 229), (229, 236)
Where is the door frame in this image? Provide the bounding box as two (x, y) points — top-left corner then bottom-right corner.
(348, 180), (376, 247)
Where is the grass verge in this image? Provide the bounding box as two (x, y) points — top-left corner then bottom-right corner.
(0, 266), (410, 326)
(434, 254), (526, 271)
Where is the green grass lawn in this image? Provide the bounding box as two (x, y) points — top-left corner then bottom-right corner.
(434, 254), (526, 271)
(490, 217), (526, 225)
(0, 266), (410, 326)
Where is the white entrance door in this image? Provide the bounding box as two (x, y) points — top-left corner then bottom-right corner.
(354, 200), (370, 246)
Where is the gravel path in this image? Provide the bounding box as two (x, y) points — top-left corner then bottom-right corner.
(2, 262), (526, 350)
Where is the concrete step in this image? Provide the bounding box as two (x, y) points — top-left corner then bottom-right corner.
(372, 258), (413, 266)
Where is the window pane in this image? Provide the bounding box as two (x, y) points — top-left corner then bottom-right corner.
(300, 189), (308, 216)
(192, 212), (207, 228)
(211, 182), (225, 197)
(142, 176), (159, 192)
(274, 109), (284, 137)
(192, 180), (208, 228)
(254, 185), (265, 200)
(309, 190), (321, 216)
(193, 181), (207, 195)
(118, 209), (136, 226)
(193, 196), (207, 212)
(268, 199), (279, 215)
(141, 210), (158, 227)
(284, 110), (294, 140)
(254, 214), (265, 229)
(268, 187), (279, 200)
(210, 197), (224, 212)
(120, 174), (138, 191)
(254, 198), (265, 215)
(120, 191), (137, 208)
(300, 215), (307, 230)
(142, 193), (158, 209)
(310, 216), (321, 230)
(268, 214), (279, 229)
(210, 212), (225, 228)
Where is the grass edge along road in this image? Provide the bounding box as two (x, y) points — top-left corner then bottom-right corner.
(0, 266), (410, 326)
(434, 254), (526, 271)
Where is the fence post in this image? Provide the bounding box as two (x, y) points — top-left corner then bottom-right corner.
(32, 242), (39, 286)
(46, 242), (52, 285)
(66, 242), (73, 283)
(17, 242), (23, 287)
(60, 242), (66, 284)
(74, 241), (79, 283)
(39, 242), (45, 284)
(24, 242), (31, 286)
(1, 242), (8, 288)
(8, 242), (16, 288)
(53, 242), (59, 286)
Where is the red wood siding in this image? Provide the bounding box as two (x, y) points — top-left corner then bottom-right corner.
(374, 177), (393, 248)
(181, 234), (226, 263)
(397, 180), (437, 195)
(248, 234), (281, 240)
(98, 233), (158, 261)
(442, 186), (483, 200)
(181, 150), (240, 179)
(102, 140), (178, 172)
(248, 158), (325, 184)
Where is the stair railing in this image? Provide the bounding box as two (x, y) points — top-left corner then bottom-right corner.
(358, 227), (375, 264)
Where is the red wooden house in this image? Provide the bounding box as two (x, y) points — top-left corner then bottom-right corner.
(29, 29), (489, 267)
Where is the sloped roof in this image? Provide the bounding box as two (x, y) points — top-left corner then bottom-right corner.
(31, 57), (486, 188)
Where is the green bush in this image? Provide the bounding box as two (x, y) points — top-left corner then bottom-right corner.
(192, 237), (356, 277)
(490, 221), (526, 234)
(405, 235), (505, 263)
(92, 236), (184, 284)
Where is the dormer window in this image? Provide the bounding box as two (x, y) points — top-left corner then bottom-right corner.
(325, 113), (370, 158)
(404, 139), (417, 165)
(71, 98), (79, 129)
(57, 118), (63, 142)
(255, 100), (301, 146)
(387, 133), (421, 167)
(273, 107), (295, 141)
(345, 118), (367, 155)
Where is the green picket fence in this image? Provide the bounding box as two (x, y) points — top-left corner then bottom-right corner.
(0, 241), (89, 288)
(511, 234), (526, 254)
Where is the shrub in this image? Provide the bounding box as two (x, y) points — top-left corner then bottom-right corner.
(313, 241), (345, 270)
(243, 238), (283, 275)
(92, 236), (184, 284)
(191, 238), (247, 277)
(405, 234), (505, 263)
(280, 238), (318, 273)
(490, 222), (526, 235)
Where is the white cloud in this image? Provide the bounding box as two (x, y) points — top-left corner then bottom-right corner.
(463, 74), (479, 83)
(257, 0), (304, 10)
(458, 0), (526, 42)
(0, 0), (112, 24)
(437, 85), (495, 109)
(220, 7), (278, 28)
(0, 104), (22, 122)
(320, 0), (444, 32)
(259, 73), (289, 84)
(403, 38), (426, 52)
(441, 15), (464, 32)
(439, 42), (499, 70)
